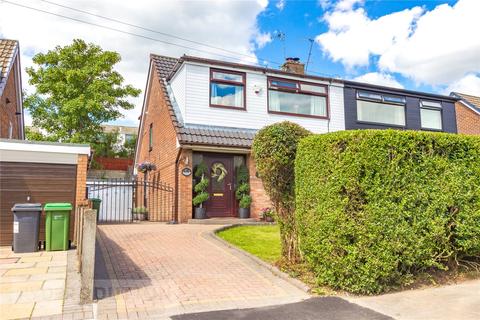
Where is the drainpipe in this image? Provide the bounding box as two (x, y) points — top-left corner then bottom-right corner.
(173, 148), (182, 224)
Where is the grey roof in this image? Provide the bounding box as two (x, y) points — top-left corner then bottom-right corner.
(150, 54), (255, 148)
(0, 39), (18, 96)
(451, 92), (480, 114)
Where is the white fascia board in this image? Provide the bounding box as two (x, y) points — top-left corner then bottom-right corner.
(459, 100), (480, 116)
(0, 140), (90, 155)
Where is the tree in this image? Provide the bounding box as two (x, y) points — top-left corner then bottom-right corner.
(24, 39), (141, 143)
(117, 134), (137, 158)
(252, 121), (311, 263)
(91, 130), (121, 158)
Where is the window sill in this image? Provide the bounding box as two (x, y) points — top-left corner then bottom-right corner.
(356, 120), (406, 128)
(209, 104), (247, 111)
(268, 110), (329, 120)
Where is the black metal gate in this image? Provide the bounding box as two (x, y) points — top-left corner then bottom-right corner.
(86, 177), (174, 223)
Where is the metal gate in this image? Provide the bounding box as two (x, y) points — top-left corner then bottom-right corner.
(86, 177), (174, 223)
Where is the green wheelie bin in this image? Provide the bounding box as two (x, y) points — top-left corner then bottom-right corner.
(89, 198), (102, 222)
(44, 203), (72, 251)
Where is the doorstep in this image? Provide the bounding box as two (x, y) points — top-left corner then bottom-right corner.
(188, 217), (262, 225)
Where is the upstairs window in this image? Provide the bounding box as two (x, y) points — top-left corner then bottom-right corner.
(210, 69), (246, 109)
(356, 90), (406, 126)
(268, 77), (328, 118)
(420, 100), (442, 130)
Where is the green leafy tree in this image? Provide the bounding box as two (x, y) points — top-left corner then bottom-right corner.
(117, 134), (137, 158)
(91, 130), (121, 158)
(193, 161), (209, 208)
(24, 39), (141, 143)
(252, 121), (311, 263)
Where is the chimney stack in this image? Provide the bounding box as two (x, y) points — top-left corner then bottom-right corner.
(281, 57), (305, 75)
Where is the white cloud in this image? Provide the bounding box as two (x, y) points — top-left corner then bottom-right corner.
(255, 32), (272, 49)
(276, 0), (285, 11)
(353, 72), (404, 89)
(0, 0), (269, 125)
(316, 6), (423, 68)
(445, 74), (480, 96)
(335, 0), (363, 11)
(316, 0), (480, 89)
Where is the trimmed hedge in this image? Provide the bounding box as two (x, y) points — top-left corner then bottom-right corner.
(295, 130), (480, 294)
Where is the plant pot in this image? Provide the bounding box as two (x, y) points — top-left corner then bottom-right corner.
(133, 213), (146, 221)
(194, 207), (207, 219)
(239, 208), (250, 219)
(265, 216), (274, 222)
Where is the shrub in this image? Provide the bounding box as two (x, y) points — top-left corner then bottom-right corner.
(295, 130), (480, 294)
(235, 164), (251, 209)
(252, 121), (311, 262)
(193, 161), (209, 207)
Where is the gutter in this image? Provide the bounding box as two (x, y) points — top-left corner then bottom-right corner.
(173, 146), (182, 223)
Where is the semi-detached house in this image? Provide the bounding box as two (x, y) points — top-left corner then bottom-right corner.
(135, 54), (458, 223)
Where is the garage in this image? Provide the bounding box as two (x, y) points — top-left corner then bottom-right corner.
(0, 139), (90, 246)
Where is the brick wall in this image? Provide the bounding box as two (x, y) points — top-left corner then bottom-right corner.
(247, 154), (272, 219)
(177, 149), (193, 223)
(75, 154), (88, 206)
(455, 102), (480, 135)
(136, 69), (182, 221)
(0, 59), (22, 139)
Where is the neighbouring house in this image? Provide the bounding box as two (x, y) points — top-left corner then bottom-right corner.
(0, 39), (24, 140)
(450, 92), (480, 135)
(135, 54), (459, 223)
(0, 139), (90, 246)
(101, 124), (137, 147)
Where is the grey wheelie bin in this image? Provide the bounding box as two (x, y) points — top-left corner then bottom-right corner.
(11, 203), (42, 253)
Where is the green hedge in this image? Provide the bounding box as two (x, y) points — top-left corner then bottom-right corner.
(295, 130), (480, 294)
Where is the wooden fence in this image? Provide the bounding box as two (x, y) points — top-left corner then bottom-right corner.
(73, 201), (97, 303)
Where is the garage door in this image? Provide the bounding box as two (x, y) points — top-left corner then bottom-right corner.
(0, 161), (77, 246)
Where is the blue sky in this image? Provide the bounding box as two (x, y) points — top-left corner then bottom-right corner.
(254, 0), (468, 95)
(1, 0), (479, 126)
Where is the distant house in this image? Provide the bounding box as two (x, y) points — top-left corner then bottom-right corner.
(101, 124), (137, 150)
(450, 92), (480, 135)
(135, 54), (459, 223)
(0, 39), (24, 139)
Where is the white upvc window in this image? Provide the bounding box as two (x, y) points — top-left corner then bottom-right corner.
(420, 100), (443, 130)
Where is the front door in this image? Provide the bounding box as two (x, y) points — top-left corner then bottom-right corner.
(204, 155), (235, 217)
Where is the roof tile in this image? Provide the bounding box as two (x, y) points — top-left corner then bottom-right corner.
(0, 39), (18, 95)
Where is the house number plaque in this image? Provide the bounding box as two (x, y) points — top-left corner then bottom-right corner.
(182, 167), (192, 176)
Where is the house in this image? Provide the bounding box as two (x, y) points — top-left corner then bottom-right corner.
(102, 124), (137, 147)
(450, 92), (480, 135)
(0, 39), (24, 139)
(135, 54), (458, 223)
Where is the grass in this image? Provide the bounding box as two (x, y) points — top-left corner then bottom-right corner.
(217, 225), (281, 263)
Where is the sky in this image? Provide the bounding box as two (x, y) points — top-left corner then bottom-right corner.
(0, 0), (479, 127)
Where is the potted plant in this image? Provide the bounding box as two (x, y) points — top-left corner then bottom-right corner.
(193, 161), (209, 219)
(235, 164), (251, 219)
(132, 206), (148, 221)
(260, 207), (275, 222)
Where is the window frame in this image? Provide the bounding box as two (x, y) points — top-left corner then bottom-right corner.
(356, 90), (407, 127)
(267, 76), (329, 119)
(149, 123), (153, 152)
(420, 100), (443, 131)
(209, 68), (247, 111)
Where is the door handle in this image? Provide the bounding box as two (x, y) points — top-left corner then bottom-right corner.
(227, 183), (232, 191)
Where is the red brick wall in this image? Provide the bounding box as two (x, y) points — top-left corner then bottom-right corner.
(177, 149), (193, 222)
(95, 157), (133, 171)
(247, 154), (272, 219)
(0, 59), (22, 139)
(136, 69), (183, 221)
(456, 102), (480, 135)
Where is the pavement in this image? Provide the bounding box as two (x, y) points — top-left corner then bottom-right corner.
(171, 296), (392, 320)
(345, 279), (480, 320)
(94, 223), (309, 319)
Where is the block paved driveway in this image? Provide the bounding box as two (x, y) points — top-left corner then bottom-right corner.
(95, 223), (309, 319)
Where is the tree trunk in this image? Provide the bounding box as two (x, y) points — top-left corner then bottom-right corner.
(277, 207), (301, 263)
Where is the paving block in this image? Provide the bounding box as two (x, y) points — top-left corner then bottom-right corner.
(19, 256), (52, 263)
(31, 299), (64, 317)
(17, 288), (65, 303)
(43, 279), (65, 290)
(0, 302), (34, 319)
(29, 272), (66, 281)
(0, 280), (43, 293)
(4, 267), (47, 276)
(0, 262), (36, 270)
(0, 292), (20, 304)
(48, 266), (67, 274)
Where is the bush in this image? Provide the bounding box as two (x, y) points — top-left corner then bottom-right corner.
(295, 130), (480, 294)
(235, 164), (251, 209)
(193, 161), (209, 208)
(252, 121), (311, 262)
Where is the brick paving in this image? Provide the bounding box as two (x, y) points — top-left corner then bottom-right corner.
(95, 223), (308, 319)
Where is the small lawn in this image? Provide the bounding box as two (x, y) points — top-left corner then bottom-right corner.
(217, 225), (281, 263)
